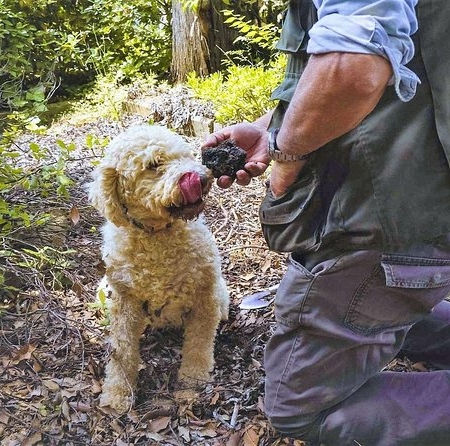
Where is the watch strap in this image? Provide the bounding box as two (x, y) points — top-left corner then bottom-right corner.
(268, 128), (311, 162)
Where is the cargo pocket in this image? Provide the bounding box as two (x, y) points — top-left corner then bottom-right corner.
(345, 254), (450, 335)
(273, 256), (315, 328)
(259, 169), (323, 253)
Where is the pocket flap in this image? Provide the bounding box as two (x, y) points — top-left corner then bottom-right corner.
(259, 171), (319, 226)
(381, 255), (450, 289)
(259, 170), (323, 253)
(276, 11), (307, 53)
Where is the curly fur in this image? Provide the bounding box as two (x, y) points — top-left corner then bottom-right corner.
(88, 125), (229, 413)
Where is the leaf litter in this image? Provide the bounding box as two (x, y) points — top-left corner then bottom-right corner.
(0, 103), (429, 446)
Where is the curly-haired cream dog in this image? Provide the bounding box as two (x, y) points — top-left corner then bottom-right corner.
(88, 125), (229, 412)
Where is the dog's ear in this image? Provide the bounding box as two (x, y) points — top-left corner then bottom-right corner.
(88, 166), (129, 227)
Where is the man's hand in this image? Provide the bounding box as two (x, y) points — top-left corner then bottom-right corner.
(201, 122), (270, 188)
(269, 160), (308, 197)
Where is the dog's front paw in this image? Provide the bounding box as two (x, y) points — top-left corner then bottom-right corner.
(174, 388), (198, 402)
(175, 369), (208, 403)
(177, 367), (210, 387)
(100, 385), (133, 414)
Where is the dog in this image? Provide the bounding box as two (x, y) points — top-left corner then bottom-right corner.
(88, 124), (229, 412)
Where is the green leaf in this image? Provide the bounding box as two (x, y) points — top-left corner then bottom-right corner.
(57, 175), (72, 186)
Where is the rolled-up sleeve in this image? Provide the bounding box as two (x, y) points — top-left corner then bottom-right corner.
(308, 0), (420, 101)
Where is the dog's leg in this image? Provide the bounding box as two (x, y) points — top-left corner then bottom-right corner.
(216, 276), (230, 322)
(177, 305), (221, 389)
(100, 291), (146, 413)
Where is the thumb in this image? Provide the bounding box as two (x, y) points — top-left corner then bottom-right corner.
(201, 131), (229, 149)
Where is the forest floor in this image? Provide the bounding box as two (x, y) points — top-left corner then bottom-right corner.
(1, 92), (423, 446)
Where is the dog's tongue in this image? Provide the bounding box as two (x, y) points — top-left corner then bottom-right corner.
(179, 172), (203, 204)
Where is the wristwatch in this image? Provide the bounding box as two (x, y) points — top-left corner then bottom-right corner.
(267, 128), (311, 162)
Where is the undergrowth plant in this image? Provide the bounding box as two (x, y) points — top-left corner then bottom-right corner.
(186, 0), (286, 125)
(0, 113), (79, 295)
(1, 0), (172, 114)
(186, 56), (286, 124)
(67, 71), (160, 125)
(222, 9), (280, 52)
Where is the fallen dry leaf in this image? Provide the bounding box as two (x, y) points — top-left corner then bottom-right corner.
(178, 425), (191, 442)
(227, 431), (243, 446)
(69, 206), (81, 225)
(242, 426), (261, 446)
(21, 431), (42, 446)
(148, 416), (171, 433)
(0, 410), (9, 437)
(10, 344), (37, 364)
(41, 379), (60, 391)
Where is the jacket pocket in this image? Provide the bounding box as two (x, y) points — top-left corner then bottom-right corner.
(344, 255), (450, 336)
(259, 169), (323, 252)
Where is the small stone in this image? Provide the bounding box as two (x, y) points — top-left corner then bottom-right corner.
(202, 140), (247, 178)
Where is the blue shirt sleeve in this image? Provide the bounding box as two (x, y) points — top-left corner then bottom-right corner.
(308, 0), (420, 101)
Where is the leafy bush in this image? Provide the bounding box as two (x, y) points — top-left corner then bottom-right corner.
(0, 110), (79, 293)
(0, 121), (74, 225)
(83, 0), (172, 78)
(222, 9), (279, 51)
(0, 0), (172, 112)
(67, 71), (160, 124)
(186, 57), (286, 124)
(217, 0), (285, 66)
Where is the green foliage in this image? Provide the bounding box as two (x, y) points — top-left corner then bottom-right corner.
(1, 244), (76, 296)
(218, 0), (285, 66)
(83, 0), (172, 78)
(0, 110), (78, 292)
(179, 0), (200, 13)
(1, 0), (77, 109)
(17, 246), (75, 277)
(88, 286), (111, 326)
(23, 140), (75, 198)
(1, 117), (75, 198)
(187, 56), (286, 124)
(222, 9), (279, 51)
(0, 0), (172, 112)
(67, 71), (159, 124)
(85, 133), (110, 158)
(0, 1), (37, 108)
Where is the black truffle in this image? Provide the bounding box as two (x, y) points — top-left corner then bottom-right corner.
(202, 140), (247, 178)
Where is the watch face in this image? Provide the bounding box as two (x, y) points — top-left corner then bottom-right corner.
(268, 128), (279, 159)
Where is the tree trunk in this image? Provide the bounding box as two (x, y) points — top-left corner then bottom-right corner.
(170, 0), (268, 82)
(171, 0), (242, 82)
(170, 0), (210, 82)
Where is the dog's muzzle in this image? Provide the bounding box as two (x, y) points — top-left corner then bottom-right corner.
(169, 172), (211, 220)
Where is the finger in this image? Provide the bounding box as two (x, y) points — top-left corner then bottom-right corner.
(235, 170), (252, 186)
(217, 176), (234, 189)
(244, 161), (269, 177)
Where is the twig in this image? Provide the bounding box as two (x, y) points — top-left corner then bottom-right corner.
(211, 199), (229, 236)
(230, 401), (240, 429)
(225, 245), (267, 253)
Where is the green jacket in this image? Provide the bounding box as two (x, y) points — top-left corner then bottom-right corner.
(260, 0), (450, 254)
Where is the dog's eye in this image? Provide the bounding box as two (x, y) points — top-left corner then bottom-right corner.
(147, 163), (158, 170)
